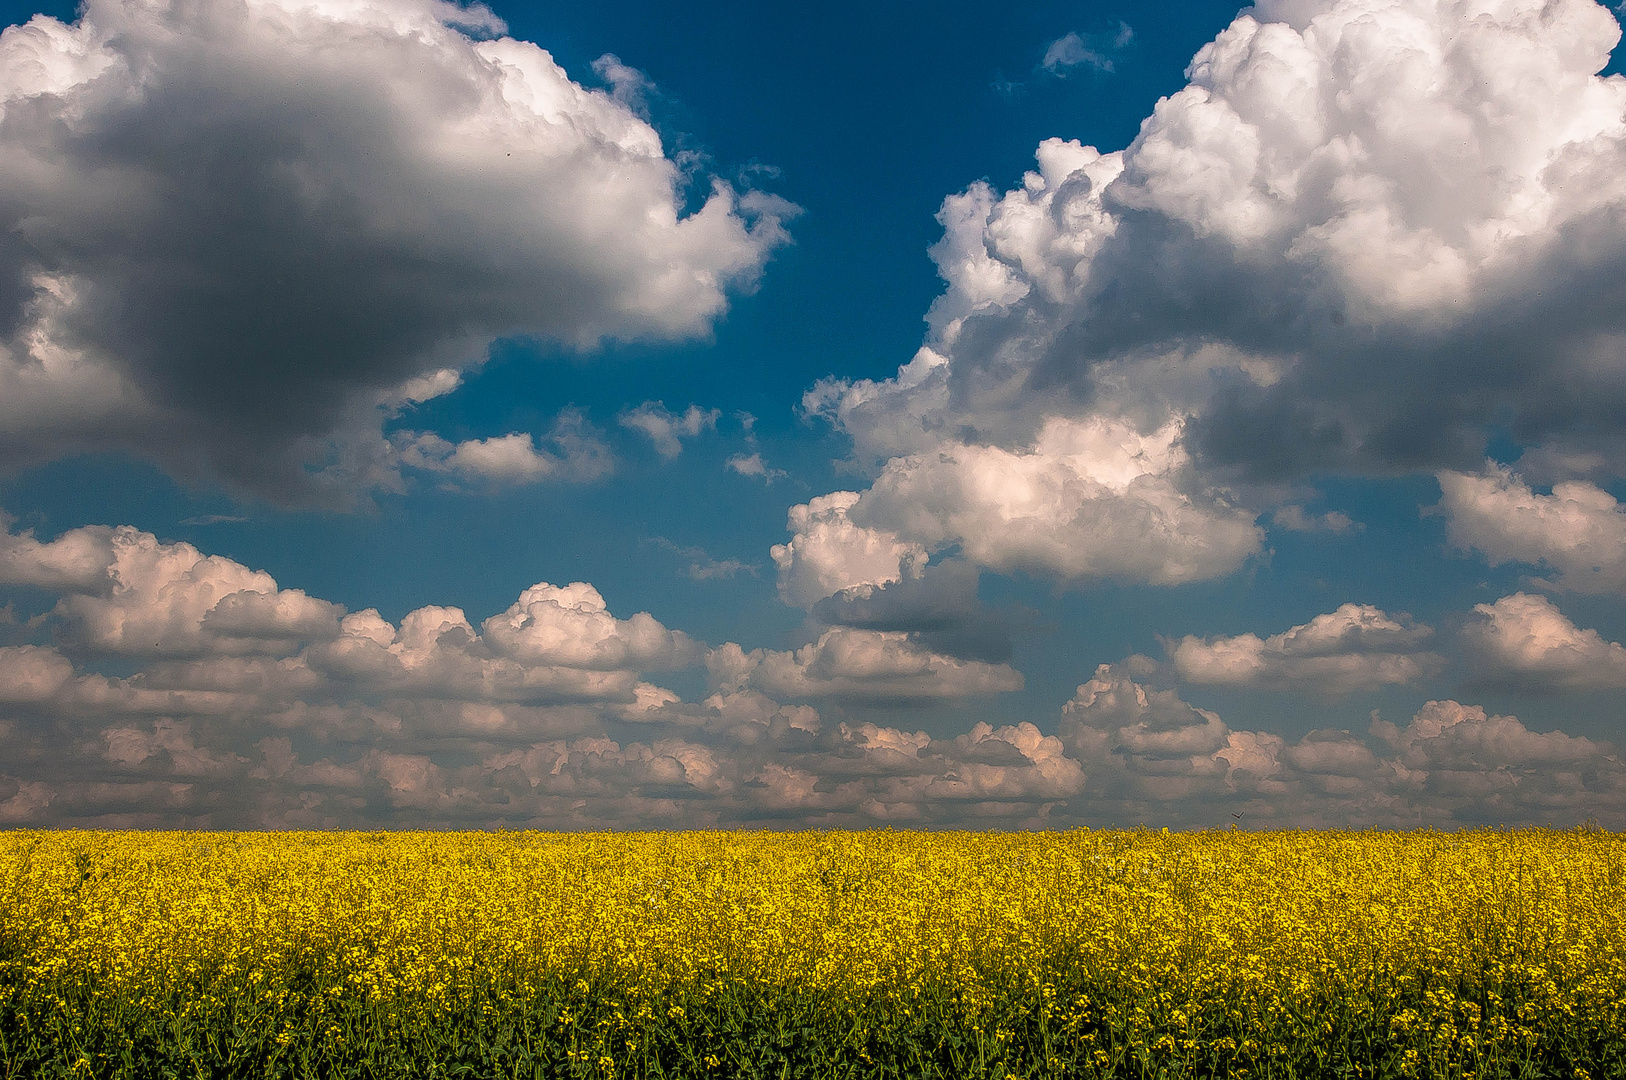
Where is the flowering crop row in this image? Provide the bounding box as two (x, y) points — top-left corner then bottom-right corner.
(1, 828), (1623, 1078)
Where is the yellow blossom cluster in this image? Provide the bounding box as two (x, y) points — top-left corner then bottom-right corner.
(1, 828), (1623, 1078)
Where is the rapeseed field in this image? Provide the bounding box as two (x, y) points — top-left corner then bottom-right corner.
(0, 828), (1622, 1079)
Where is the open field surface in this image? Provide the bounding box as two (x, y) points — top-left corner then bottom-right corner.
(1, 829), (1624, 1078)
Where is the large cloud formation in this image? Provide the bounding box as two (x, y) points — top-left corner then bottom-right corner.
(2, 518), (1622, 828)
(787, 0), (1626, 600)
(0, 0), (790, 502)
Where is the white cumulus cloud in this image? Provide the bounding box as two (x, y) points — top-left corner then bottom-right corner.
(1437, 465), (1626, 594)
(1, 519), (341, 657)
(770, 492), (928, 606)
(1169, 603), (1442, 695)
(794, 0), (1626, 598)
(713, 628), (1024, 703)
(848, 416), (1262, 586)
(1461, 592), (1626, 691)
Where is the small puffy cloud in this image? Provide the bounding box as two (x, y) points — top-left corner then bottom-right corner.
(590, 53), (655, 112)
(725, 452), (787, 483)
(1437, 465), (1626, 594)
(725, 627), (1023, 703)
(0, 0), (790, 502)
(481, 582), (695, 671)
(619, 403), (721, 459)
(398, 410), (613, 486)
(447, 433), (589, 483)
(770, 492), (928, 606)
(384, 369), (464, 410)
(1461, 592), (1626, 691)
(1169, 604), (1442, 695)
(1281, 729), (1382, 780)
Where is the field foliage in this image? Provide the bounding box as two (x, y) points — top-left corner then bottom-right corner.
(1, 828), (1624, 1078)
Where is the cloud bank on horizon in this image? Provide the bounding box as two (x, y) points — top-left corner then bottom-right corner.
(2, 0), (1626, 828)
(2, 516), (1622, 829)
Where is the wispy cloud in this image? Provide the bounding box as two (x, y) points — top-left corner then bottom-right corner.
(1042, 30), (1115, 75)
(179, 514), (250, 526)
(995, 22), (1133, 100)
(1044, 21), (1133, 75)
(1271, 506), (1360, 534)
(726, 453), (787, 483)
(649, 537), (760, 581)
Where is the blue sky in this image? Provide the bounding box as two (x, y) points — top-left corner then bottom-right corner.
(1, 0), (1625, 828)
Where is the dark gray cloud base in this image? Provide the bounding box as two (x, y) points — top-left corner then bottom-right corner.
(0, 0), (790, 502)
